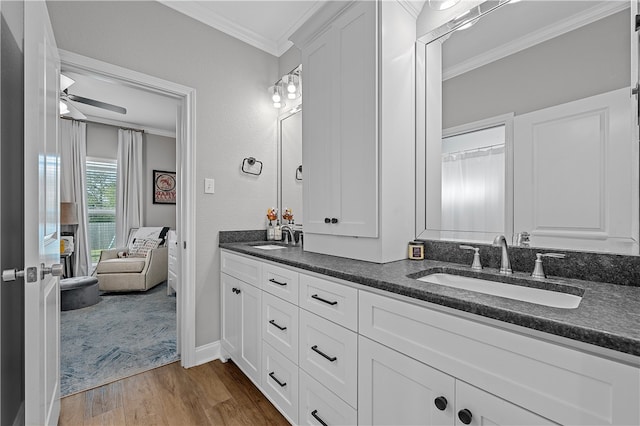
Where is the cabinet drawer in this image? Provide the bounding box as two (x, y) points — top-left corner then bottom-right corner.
(359, 290), (640, 426)
(299, 310), (358, 408)
(262, 263), (299, 304)
(299, 369), (357, 426)
(262, 292), (299, 364)
(299, 274), (358, 331)
(220, 250), (261, 287)
(262, 342), (298, 424)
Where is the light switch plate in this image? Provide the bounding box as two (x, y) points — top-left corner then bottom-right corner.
(204, 178), (215, 194)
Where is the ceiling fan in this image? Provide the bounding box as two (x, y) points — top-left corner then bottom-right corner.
(60, 73), (127, 120)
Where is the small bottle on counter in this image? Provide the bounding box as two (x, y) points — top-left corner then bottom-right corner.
(275, 220), (282, 241)
(408, 240), (425, 260)
(267, 221), (275, 240)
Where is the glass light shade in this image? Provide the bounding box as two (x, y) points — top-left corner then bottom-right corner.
(273, 102), (283, 109)
(272, 92), (282, 103)
(428, 0), (461, 11)
(60, 100), (70, 115)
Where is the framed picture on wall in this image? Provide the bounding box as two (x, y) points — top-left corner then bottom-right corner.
(153, 170), (176, 204)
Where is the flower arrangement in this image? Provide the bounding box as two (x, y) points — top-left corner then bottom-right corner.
(282, 208), (294, 224)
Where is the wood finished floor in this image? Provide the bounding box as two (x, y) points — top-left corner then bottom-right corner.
(59, 360), (289, 425)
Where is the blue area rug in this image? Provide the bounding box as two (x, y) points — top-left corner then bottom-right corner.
(60, 281), (178, 397)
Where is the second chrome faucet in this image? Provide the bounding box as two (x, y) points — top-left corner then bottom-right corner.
(492, 235), (512, 274)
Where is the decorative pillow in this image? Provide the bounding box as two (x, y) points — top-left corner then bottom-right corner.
(129, 238), (161, 258)
(128, 227), (170, 250)
(117, 251), (128, 258)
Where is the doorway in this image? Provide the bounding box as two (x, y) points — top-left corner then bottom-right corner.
(58, 50), (197, 385)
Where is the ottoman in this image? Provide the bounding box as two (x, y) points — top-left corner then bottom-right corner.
(60, 276), (99, 311)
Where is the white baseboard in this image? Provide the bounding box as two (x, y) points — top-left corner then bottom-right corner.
(195, 341), (221, 366)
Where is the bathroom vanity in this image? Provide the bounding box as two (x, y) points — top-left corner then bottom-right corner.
(219, 242), (640, 426)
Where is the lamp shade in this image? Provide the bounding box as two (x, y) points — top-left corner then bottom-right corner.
(60, 202), (79, 225)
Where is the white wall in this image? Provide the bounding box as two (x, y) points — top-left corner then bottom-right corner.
(86, 122), (117, 160)
(45, 0), (281, 348)
(144, 133), (177, 228)
(279, 46), (301, 77)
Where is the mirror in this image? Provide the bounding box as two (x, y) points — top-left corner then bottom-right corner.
(278, 108), (302, 225)
(416, 0), (639, 255)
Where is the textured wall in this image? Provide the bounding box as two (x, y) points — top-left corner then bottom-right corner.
(47, 0), (279, 347)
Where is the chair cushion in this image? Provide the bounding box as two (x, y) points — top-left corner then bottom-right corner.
(96, 257), (146, 274)
(129, 238), (161, 257)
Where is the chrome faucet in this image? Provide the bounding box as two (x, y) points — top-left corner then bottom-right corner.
(281, 225), (298, 246)
(493, 235), (512, 274)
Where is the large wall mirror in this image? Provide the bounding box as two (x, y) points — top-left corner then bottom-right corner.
(278, 107), (302, 225)
(416, 0), (640, 255)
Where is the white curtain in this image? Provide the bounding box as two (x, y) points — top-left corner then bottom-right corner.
(441, 145), (505, 234)
(59, 119), (91, 276)
(116, 129), (144, 247)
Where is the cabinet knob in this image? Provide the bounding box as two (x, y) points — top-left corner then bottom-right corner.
(434, 396), (448, 411)
(331, 217), (339, 224)
(324, 217), (331, 223)
(458, 409), (472, 425)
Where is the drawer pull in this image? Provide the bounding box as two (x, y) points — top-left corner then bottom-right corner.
(311, 345), (337, 362)
(269, 319), (287, 331)
(268, 278), (287, 286)
(311, 409), (329, 426)
(434, 396), (448, 411)
(311, 294), (338, 306)
(458, 409), (472, 425)
(268, 372), (287, 387)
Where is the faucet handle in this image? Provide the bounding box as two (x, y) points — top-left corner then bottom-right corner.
(459, 245), (482, 270)
(531, 252), (565, 279)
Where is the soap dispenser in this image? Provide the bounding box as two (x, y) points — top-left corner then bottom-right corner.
(274, 220), (282, 241)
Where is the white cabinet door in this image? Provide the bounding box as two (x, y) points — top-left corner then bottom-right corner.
(454, 381), (555, 426)
(514, 88), (636, 253)
(302, 1), (378, 238)
(262, 292), (299, 364)
(358, 336), (455, 426)
(262, 341), (299, 424)
(220, 273), (239, 360)
(237, 280), (262, 385)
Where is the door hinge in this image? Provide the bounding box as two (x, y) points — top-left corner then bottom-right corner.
(636, 14), (640, 31)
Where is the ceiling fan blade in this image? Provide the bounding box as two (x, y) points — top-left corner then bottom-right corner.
(67, 94), (127, 115)
(60, 74), (75, 91)
(60, 100), (87, 120)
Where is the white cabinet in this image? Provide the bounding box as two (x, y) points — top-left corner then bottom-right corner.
(358, 335), (454, 425)
(358, 336), (555, 426)
(291, 0), (416, 262)
(262, 341), (299, 424)
(297, 1), (378, 238)
(299, 369), (357, 426)
(262, 291), (299, 364)
(220, 252), (262, 386)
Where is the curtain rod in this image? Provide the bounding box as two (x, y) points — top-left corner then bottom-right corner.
(60, 116), (145, 133)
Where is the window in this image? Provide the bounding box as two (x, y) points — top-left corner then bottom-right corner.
(86, 158), (117, 265)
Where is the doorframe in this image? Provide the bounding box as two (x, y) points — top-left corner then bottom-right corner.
(58, 49), (197, 367)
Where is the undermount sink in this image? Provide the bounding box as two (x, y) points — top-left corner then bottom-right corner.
(251, 244), (287, 250)
(416, 273), (582, 309)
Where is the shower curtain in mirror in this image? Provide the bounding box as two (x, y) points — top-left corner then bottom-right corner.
(60, 119), (91, 276)
(441, 145), (504, 234)
(115, 129), (143, 247)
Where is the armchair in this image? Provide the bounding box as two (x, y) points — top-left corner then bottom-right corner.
(94, 227), (170, 292)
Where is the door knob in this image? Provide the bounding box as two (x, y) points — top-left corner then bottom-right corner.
(2, 266), (38, 283)
(41, 263), (63, 279)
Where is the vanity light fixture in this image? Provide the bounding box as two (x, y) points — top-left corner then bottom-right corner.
(269, 64), (302, 109)
(428, 0), (461, 11)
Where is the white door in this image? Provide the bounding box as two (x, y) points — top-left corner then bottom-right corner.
(513, 88), (637, 253)
(238, 280), (261, 384)
(358, 336), (455, 425)
(24, 1), (61, 424)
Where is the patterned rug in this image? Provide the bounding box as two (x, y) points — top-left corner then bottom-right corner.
(60, 281), (179, 397)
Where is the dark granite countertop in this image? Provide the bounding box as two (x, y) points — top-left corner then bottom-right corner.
(220, 241), (640, 361)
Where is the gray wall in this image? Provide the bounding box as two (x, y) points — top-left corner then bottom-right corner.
(86, 123), (177, 233)
(144, 133), (176, 228)
(1, 1), (25, 424)
(47, 1), (279, 347)
(443, 10), (630, 128)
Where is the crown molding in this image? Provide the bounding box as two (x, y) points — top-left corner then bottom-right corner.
(276, 1), (325, 56)
(159, 1), (280, 56)
(443, 1), (628, 81)
(397, 0), (426, 19)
